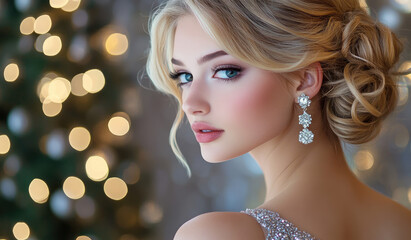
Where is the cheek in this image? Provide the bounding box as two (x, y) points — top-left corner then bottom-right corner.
(229, 79), (292, 123)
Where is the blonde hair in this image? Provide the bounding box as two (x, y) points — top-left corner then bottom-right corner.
(146, 0), (404, 175)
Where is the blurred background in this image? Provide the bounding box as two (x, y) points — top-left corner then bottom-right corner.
(0, 0), (410, 239)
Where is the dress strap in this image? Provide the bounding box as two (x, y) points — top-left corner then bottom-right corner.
(241, 208), (318, 240)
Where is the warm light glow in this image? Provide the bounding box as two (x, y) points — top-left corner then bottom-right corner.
(34, 14), (52, 34)
(123, 162), (140, 185)
(83, 69), (105, 93)
(76, 236), (91, 240)
(105, 33), (129, 56)
(104, 177), (128, 200)
(63, 176), (85, 199)
(408, 188), (411, 204)
(62, 0), (81, 12)
(4, 63), (20, 82)
(28, 178), (50, 204)
(108, 113), (130, 136)
(69, 127), (91, 151)
(50, 0), (69, 8)
(20, 17), (35, 35)
(0, 135), (11, 154)
(140, 201), (163, 224)
(85, 156), (109, 182)
(43, 35), (62, 56)
(354, 150), (375, 171)
(47, 77), (71, 103)
(394, 124), (410, 148)
(71, 73), (88, 96)
(13, 222), (30, 240)
(34, 33), (51, 53)
(42, 98), (63, 117)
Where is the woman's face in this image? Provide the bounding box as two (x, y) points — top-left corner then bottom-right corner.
(172, 15), (296, 163)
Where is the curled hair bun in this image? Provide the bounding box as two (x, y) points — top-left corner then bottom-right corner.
(322, 9), (403, 144)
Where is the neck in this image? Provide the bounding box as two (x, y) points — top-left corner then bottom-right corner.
(249, 105), (350, 203)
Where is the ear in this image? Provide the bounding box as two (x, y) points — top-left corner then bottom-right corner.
(294, 62), (323, 102)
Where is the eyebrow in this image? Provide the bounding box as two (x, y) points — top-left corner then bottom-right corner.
(171, 50), (228, 66)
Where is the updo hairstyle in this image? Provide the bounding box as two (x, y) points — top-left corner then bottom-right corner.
(146, 0), (404, 174)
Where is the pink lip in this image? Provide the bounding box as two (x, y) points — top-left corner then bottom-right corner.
(191, 122), (224, 143)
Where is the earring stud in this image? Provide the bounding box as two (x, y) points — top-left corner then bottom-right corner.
(298, 93), (314, 144)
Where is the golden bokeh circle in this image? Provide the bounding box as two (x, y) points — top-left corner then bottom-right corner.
(354, 150), (374, 171)
(0, 135), (11, 154)
(4, 63), (20, 82)
(69, 127), (91, 151)
(85, 156), (109, 182)
(63, 176), (85, 199)
(105, 33), (129, 56)
(28, 178), (50, 204)
(34, 14), (52, 34)
(104, 177), (128, 201)
(43, 35), (62, 56)
(108, 115), (130, 136)
(83, 69), (105, 93)
(13, 222), (30, 240)
(20, 17), (35, 35)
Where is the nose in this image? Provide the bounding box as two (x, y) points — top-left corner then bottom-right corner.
(181, 80), (210, 116)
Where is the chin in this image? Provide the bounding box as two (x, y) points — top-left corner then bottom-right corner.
(199, 148), (241, 163)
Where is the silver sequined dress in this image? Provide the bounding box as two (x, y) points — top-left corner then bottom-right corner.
(242, 208), (318, 240)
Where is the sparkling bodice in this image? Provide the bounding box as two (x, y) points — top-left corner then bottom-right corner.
(241, 208), (318, 240)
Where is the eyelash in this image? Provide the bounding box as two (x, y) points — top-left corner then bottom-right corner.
(169, 64), (243, 88)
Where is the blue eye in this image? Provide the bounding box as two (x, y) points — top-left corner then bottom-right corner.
(179, 73), (193, 84)
(213, 68), (241, 80)
(170, 72), (193, 87)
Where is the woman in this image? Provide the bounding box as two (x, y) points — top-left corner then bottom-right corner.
(146, 0), (411, 239)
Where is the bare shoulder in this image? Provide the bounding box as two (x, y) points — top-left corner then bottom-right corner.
(359, 186), (411, 239)
(173, 211), (265, 240)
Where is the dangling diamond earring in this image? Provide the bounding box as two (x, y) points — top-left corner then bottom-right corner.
(298, 93), (314, 144)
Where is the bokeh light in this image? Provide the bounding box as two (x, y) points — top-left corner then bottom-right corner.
(43, 35), (62, 56)
(63, 176), (85, 199)
(83, 69), (105, 93)
(76, 236), (91, 240)
(0, 135), (11, 154)
(354, 150), (375, 171)
(74, 195), (95, 219)
(103, 177), (128, 200)
(50, 0), (69, 8)
(20, 16), (35, 35)
(140, 201), (163, 224)
(69, 127), (91, 151)
(3, 63), (20, 82)
(393, 124), (410, 148)
(12, 222), (30, 240)
(70, 73), (88, 96)
(46, 130), (66, 159)
(42, 97), (62, 117)
(62, 0), (81, 12)
(108, 113), (130, 136)
(28, 178), (50, 204)
(0, 178), (17, 200)
(408, 187), (411, 204)
(122, 162), (140, 185)
(105, 33), (128, 56)
(48, 77), (71, 103)
(35, 33), (51, 52)
(7, 107), (30, 135)
(4, 154), (22, 176)
(34, 14), (52, 34)
(391, 0), (411, 13)
(85, 156), (109, 182)
(50, 190), (73, 219)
